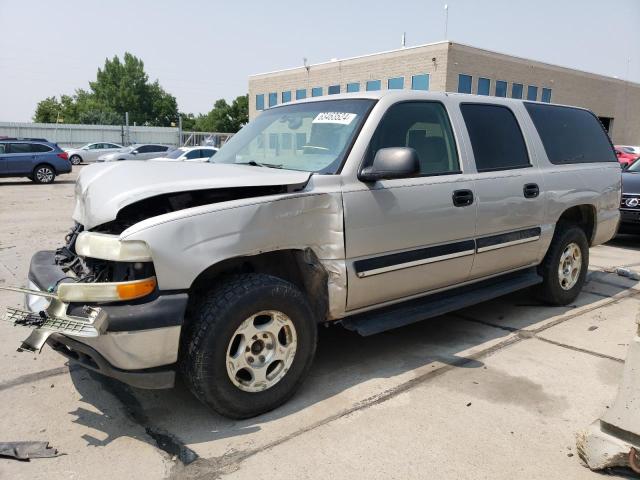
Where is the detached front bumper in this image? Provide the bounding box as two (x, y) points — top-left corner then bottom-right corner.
(5, 250), (188, 389)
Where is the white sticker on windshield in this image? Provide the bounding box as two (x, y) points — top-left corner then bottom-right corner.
(312, 112), (357, 125)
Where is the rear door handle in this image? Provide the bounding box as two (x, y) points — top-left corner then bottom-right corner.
(523, 183), (540, 199)
(452, 189), (474, 207)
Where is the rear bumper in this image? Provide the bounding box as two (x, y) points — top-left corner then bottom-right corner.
(23, 250), (188, 387)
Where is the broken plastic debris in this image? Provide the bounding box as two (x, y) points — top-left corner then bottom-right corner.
(616, 267), (640, 281)
(0, 441), (61, 461)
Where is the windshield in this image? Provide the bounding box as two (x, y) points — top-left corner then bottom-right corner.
(214, 99), (375, 174)
(627, 159), (640, 172)
(165, 148), (187, 159)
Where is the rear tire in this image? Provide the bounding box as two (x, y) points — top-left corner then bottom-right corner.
(182, 273), (318, 419)
(537, 224), (589, 305)
(70, 155), (82, 165)
(32, 164), (56, 184)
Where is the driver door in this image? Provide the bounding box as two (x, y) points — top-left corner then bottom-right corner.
(343, 101), (477, 310)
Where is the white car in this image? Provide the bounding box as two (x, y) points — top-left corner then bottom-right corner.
(97, 144), (174, 162)
(148, 146), (218, 162)
(66, 142), (125, 165)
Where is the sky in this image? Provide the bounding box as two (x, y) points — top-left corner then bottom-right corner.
(1, 0), (639, 122)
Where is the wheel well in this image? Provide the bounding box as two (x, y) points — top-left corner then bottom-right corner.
(557, 205), (596, 245)
(188, 249), (329, 322)
(33, 163), (56, 174)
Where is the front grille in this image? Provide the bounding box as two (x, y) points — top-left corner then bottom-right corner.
(621, 194), (640, 210)
(3, 307), (101, 337)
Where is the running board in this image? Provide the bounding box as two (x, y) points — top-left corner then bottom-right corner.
(341, 268), (542, 336)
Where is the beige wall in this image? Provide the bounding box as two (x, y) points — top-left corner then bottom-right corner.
(446, 43), (640, 145)
(248, 42), (640, 145)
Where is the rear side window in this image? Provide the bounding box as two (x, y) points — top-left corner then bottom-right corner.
(460, 104), (530, 172)
(524, 103), (617, 164)
(8, 143), (32, 154)
(31, 143), (52, 153)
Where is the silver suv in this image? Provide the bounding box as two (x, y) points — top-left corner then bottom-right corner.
(4, 91), (620, 418)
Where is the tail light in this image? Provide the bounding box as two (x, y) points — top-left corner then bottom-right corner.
(57, 152), (69, 161)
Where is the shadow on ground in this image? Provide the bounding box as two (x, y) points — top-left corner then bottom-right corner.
(66, 276), (630, 463)
(608, 234), (640, 253)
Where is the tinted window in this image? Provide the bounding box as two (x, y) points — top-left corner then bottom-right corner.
(256, 94), (265, 111)
(524, 103), (617, 164)
(106, 143), (120, 149)
(366, 80), (381, 91)
(366, 102), (459, 176)
(387, 77), (404, 89)
(268, 92), (277, 107)
(541, 88), (552, 103)
(282, 91), (292, 103)
(31, 143), (52, 152)
(311, 87), (323, 97)
(495, 80), (507, 97)
(328, 85), (340, 95)
(8, 143), (32, 154)
(458, 74), (472, 93)
(460, 104), (530, 172)
(527, 85), (538, 101)
(347, 82), (360, 93)
(477, 78), (490, 96)
(185, 149), (201, 159)
(411, 74), (429, 90)
(296, 89), (307, 100)
(511, 83), (523, 99)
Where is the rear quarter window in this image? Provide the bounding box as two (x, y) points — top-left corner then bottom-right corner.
(30, 143), (53, 153)
(524, 103), (617, 164)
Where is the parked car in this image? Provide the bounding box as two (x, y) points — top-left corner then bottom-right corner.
(5, 91), (620, 419)
(148, 146), (218, 162)
(619, 159), (640, 233)
(0, 139), (71, 184)
(97, 144), (173, 162)
(616, 145), (640, 156)
(615, 148), (640, 166)
(66, 142), (125, 165)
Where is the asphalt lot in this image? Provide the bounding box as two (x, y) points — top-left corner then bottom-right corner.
(1, 166), (640, 479)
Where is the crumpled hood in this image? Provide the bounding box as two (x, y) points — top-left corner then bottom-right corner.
(73, 161), (311, 229)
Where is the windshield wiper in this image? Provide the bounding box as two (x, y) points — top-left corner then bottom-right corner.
(241, 160), (284, 169)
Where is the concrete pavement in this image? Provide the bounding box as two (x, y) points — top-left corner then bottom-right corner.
(1, 167), (639, 479)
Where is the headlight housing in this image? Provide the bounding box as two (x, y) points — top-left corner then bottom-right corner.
(75, 232), (152, 262)
(57, 277), (157, 302)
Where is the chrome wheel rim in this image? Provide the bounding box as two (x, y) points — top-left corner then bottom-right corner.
(36, 167), (53, 183)
(226, 310), (297, 393)
(71, 156), (81, 165)
(558, 242), (582, 290)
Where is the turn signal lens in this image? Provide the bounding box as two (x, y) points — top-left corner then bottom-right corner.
(116, 278), (157, 300)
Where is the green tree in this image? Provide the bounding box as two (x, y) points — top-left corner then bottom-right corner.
(194, 95), (248, 133)
(33, 52), (178, 126)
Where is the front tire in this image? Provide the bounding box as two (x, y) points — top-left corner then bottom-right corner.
(182, 274), (318, 419)
(537, 225), (589, 305)
(32, 165), (56, 184)
(70, 155), (82, 165)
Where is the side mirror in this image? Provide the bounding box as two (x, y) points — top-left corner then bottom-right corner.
(359, 147), (420, 182)
(622, 163), (629, 170)
(131, 150), (138, 155)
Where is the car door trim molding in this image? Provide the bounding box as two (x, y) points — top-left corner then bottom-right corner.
(475, 227), (541, 253)
(354, 240), (476, 278)
(353, 226), (541, 278)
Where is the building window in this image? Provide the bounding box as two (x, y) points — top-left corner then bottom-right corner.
(312, 87), (323, 97)
(268, 92), (277, 107)
(387, 77), (404, 89)
(269, 133), (279, 150)
(256, 94), (265, 111)
(460, 104), (530, 172)
(366, 79), (381, 91)
(346, 82), (360, 93)
(495, 80), (507, 98)
(458, 74), (472, 94)
(281, 133), (292, 149)
(296, 89), (307, 100)
(295, 133), (307, 149)
(281, 91), (292, 103)
(328, 84), (340, 95)
(478, 77), (490, 96)
(541, 88), (552, 103)
(411, 74), (430, 90)
(511, 83), (523, 99)
(527, 85), (538, 101)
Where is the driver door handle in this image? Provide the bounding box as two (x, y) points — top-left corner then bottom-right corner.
(452, 189), (474, 207)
